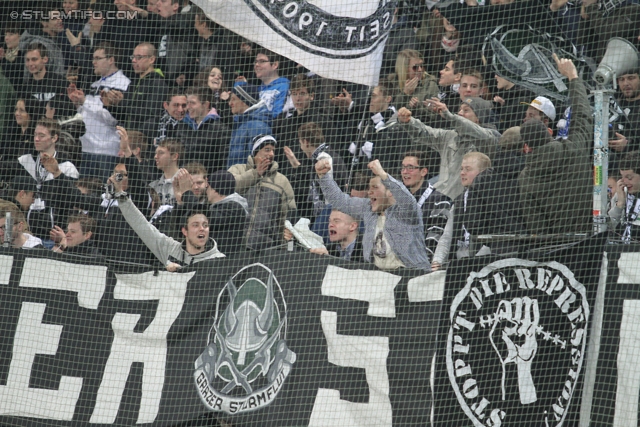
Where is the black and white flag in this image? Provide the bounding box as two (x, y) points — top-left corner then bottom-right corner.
(191, 0), (396, 86)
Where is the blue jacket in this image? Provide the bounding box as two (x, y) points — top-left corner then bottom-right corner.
(258, 77), (290, 120)
(228, 108), (272, 168)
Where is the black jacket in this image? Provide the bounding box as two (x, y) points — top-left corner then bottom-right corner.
(1, 153), (79, 240)
(343, 107), (413, 175)
(286, 144), (348, 224)
(328, 234), (364, 263)
(124, 70), (168, 131)
(449, 168), (522, 259)
(493, 87), (536, 133)
(148, 13), (198, 86)
(180, 117), (232, 173)
(63, 240), (103, 258)
(75, 156), (154, 266)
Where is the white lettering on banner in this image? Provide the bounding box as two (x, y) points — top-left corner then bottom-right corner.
(0, 258), (107, 419)
(309, 311), (392, 427)
(613, 300), (640, 426)
(407, 270), (446, 303)
(90, 271), (193, 424)
(311, 266), (412, 425)
(0, 255), (13, 284)
(0, 303), (83, 420)
(617, 253), (640, 284)
(320, 265), (401, 318)
(19, 258), (107, 309)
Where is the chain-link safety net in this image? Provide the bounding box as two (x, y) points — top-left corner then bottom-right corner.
(0, 0), (639, 426)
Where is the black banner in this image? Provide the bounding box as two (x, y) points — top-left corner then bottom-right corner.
(588, 244), (640, 426)
(433, 234), (606, 427)
(0, 248), (442, 426)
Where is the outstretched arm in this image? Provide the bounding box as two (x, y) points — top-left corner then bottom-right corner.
(316, 159), (368, 220)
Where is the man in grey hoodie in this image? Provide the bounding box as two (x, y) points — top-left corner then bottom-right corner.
(109, 172), (225, 271)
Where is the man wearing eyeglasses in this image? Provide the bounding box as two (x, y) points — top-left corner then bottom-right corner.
(237, 49), (290, 121)
(124, 42), (167, 131)
(68, 42), (130, 179)
(401, 150), (452, 257)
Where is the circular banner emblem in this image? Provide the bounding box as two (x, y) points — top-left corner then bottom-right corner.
(243, 0), (396, 59)
(446, 259), (589, 427)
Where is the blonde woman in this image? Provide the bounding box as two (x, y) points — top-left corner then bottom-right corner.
(392, 49), (439, 121)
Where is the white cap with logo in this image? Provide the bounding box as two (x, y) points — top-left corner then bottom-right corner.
(521, 96), (556, 121)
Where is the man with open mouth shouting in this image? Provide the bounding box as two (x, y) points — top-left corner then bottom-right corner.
(108, 168), (225, 272)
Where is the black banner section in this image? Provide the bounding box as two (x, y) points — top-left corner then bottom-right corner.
(0, 248), (442, 426)
(588, 244), (640, 427)
(433, 234), (606, 427)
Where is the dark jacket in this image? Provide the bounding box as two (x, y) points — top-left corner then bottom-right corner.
(286, 144), (348, 224)
(493, 87), (536, 133)
(328, 234), (364, 263)
(124, 70), (168, 131)
(149, 13), (198, 86)
(271, 104), (328, 168)
(347, 108), (414, 175)
(181, 113), (232, 173)
(188, 28), (242, 83)
(518, 78), (592, 235)
(229, 159), (297, 251)
(63, 240), (103, 258)
(141, 111), (191, 147)
(75, 156), (154, 266)
(0, 49), (24, 89)
(3, 153), (79, 240)
(206, 194), (249, 255)
(442, 168), (520, 260)
(1, 123), (34, 163)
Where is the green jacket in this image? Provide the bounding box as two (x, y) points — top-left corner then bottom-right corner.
(518, 78), (593, 235)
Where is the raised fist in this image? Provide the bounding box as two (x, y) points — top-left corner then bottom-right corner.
(490, 297), (540, 404)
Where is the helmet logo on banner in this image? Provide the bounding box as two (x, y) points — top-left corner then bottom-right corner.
(194, 263), (296, 414)
(446, 259), (589, 427)
(243, 0), (396, 58)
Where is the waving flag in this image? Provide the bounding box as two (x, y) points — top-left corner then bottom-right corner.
(191, 0), (397, 86)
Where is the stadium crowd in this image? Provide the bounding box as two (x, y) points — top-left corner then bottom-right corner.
(0, 0), (639, 275)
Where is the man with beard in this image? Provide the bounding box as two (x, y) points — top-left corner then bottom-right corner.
(609, 70), (640, 171)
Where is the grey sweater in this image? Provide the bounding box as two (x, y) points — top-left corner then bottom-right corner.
(391, 110), (500, 199)
(118, 197), (225, 267)
(319, 173), (431, 272)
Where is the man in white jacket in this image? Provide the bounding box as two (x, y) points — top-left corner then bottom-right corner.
(68, 42), (131, 180)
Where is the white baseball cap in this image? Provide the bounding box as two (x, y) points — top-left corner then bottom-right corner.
(521, 96), (556, 121)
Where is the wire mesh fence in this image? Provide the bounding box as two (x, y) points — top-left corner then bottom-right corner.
(0, 0), (639, 425)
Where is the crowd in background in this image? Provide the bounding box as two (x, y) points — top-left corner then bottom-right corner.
(0, 0), (638, 274)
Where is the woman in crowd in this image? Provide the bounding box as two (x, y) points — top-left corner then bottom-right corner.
(391, 49), (439, 122)
(199, 66), (232, 125)
(1, 99), (45, 162)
